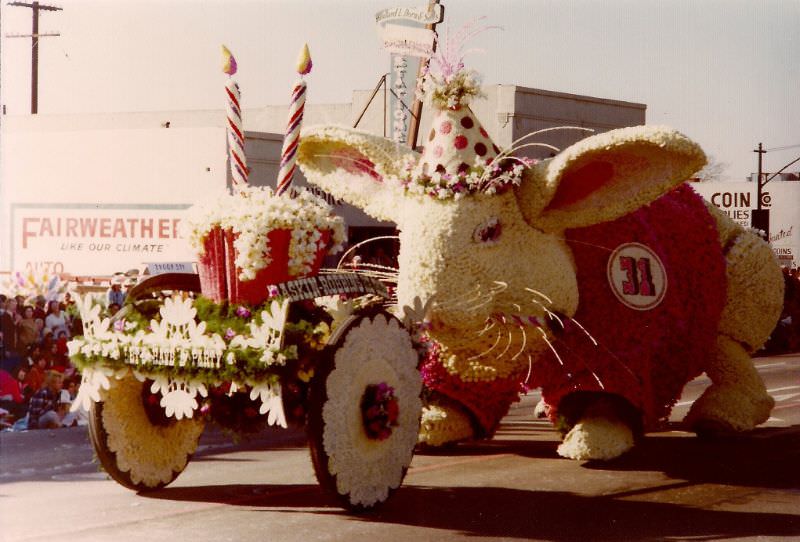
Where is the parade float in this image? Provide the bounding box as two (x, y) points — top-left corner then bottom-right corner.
(69, 20), (786, 512)
(296, 21), (785, 461)
(68, 46), (424, 510)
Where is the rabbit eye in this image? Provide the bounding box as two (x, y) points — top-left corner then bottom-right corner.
(473, 217), (502, 244)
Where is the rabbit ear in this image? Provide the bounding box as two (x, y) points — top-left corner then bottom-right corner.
(297, 125), (420, 223)
(516, 126), (706, 231)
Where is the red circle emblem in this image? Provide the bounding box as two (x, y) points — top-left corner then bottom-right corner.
(606, 243), (668, 310)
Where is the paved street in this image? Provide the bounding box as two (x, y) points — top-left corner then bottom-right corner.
(1, 353), (799, 542)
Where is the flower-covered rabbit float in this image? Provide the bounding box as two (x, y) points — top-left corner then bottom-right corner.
(297, 32), (784, 461)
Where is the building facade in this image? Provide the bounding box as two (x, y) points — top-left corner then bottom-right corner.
(0, 86), (645, 277)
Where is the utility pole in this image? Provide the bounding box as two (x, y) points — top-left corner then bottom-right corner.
(6, 1), (62, 114)
(752, 142), (770, 239)
(406, 0), (442, 151)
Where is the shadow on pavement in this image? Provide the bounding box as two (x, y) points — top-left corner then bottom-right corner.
(419, 423), (800, 490)
(141, 482), (800, 540)
(582, 425), (800, 490)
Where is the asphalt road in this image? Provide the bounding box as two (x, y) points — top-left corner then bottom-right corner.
(1, 353), (799, 542)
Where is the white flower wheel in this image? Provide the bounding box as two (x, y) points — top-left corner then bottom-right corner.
(307, 310), (422, 510)
(89, 373), (205, 491)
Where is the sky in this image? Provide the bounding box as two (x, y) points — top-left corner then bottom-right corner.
(1, 0), (798, 182)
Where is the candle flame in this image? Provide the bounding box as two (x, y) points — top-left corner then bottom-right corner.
(222, 45), (238, 76)
(296, 43), (312, 76)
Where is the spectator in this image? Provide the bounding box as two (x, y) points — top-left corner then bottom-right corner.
(17, 305), (38, 354)
(51, 332), (70, 374)
(34, 318), (45, 342)
(32, 295), (47, 320)
(14, 295), (25, 316)
(0, 366), (28, 418)
(60, 292), (76, 312)
(24, 352), (48, 393)
(60, 382), (88, 427)
(40, 330), (55, 358)
(23, 344), (42, 370)
(27, 370), (64, 429)
(56, 389), (73, 426)
(15, 364), (33, 401)
(44, 300), (69, 338)
(108, 277), (126, 307)
(1, 297), (21, 359)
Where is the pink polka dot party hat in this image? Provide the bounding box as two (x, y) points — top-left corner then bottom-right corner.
(407, 19), (533, 199)
(419, 105), (500, 177)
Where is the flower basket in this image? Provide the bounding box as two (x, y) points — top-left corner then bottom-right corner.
(225, 228), (333, 305)
(225, 228), (292, 305)
(197, 226), (228, 302)
(184, 186), (345, 305)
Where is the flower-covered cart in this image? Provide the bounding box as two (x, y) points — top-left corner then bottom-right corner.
(70, 264), (423, 510)
(68, 175), (424, 510)
(66, 44), (429, 510)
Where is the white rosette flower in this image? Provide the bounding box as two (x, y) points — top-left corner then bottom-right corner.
(315, 314), (422, 508)
(99, 375), (204, 488)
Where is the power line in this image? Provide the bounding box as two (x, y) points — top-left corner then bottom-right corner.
(766, 143), (800, 152)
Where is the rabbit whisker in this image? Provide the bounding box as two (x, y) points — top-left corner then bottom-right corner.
(565, 316), (598, 346)
(477, 319), (496, 336)
(524, 288), (554, 306)
(506, 126), (595, 150)
(335, 235), (400, 271)
(523, 353), (534, 385)
(467, 328), (503, 360)
(527, 298), (564, 329)
(435, 283), (484, 307)
(536, 327), (573, 381)
(546, 334), (606, 390)
(511, 323), (527, 360)
(494, 142), (560, 162)
(494, 326), (514, 360)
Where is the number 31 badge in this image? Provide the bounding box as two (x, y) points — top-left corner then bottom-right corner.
(606, 243), (668, 311)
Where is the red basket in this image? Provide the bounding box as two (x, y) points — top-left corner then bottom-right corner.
(227, 228), (333, 305)
(197, 226), (228, 303)
(225, 228), (292, 305)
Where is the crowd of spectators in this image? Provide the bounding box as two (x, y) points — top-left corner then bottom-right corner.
(0, 292), (84, 429)
(0, 283), (126, 430)
(763, 266), (800, 354)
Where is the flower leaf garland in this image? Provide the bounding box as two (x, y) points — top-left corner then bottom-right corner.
(397, 154), (533, 200)
(182, 185), (345, 280)
(69, 293), (332, 428)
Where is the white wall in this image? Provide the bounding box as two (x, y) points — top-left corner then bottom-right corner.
(1, 121), (227, 275)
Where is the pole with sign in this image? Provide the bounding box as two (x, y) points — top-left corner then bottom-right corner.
(376, 1), (443, 149)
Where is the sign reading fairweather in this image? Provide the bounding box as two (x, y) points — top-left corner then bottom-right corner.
(12, 204), (194, 275)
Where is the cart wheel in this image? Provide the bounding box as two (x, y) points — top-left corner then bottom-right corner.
(89, 374), (205, 491)
(307, 310), (422, 510)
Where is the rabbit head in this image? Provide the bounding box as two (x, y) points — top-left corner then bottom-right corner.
(298, 122), (705, 351)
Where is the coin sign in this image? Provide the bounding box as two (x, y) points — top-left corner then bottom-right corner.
(607, 243), (668, 310)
